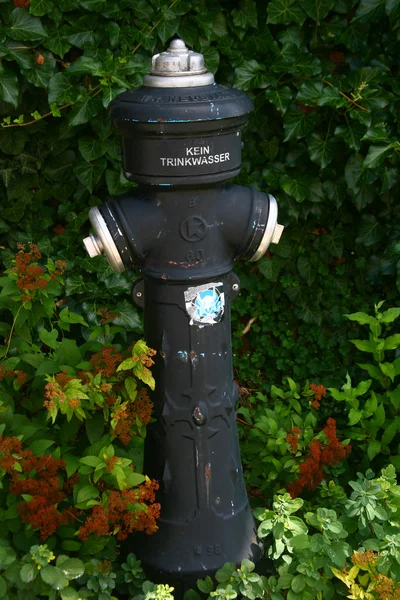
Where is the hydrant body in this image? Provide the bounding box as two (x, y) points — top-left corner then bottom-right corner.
(84, 40), (283, 588)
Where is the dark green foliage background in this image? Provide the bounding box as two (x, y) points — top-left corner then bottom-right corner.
(0, 0), (399, 389)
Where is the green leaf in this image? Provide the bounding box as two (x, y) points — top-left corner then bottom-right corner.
(373, 403), (386, 428)
(78, 135), (109, 162)
(297, 256), (316, 285)
(367, 440), (381, 461)
(66, 16), (102, 48)
(345, 312), (375, 325)
(157, 16), (180, 45)
(86, 412), (105, 445)
(21, 54), (56, 88)
(265, 86), (292, 114)
(0, 576), (6, 599)
(74, 157), (107, 193)
(307, 133), (337, 168)
(234, 60), (271, 90)
(267, 0), (306, 24)
(281, 174), (309, 202)
(20, 563), (37, 583)
(363, 144), (395, 169)
(258, 256), (281, 281)
(353, 0), (386, 23)
(356, 214), (385, 246)
(112, 299), (141, 331)
(80, 456), (102, 467)
(44, 29), (71, 57)
(68, 95), (103, 127)
(380, 362), (396, 382)
(291, 574), (305, 593)
(348, 408), (363, 426)
(197, 576), (214, 594)
(9, 8), (48, 41)
(29, 439), (55, 454)
(0, 67), (19, 108)
(76, 484), (99, 505)
(215, 563), (236, 583)
(39, 328), (59, 349)
(57, 558), (85, 579)
(40, 566), (68, 590)
(383, 334), (400, 350)
(80, 0), (107, 11)
(289, 534), (310, 549)
(380, 308), (400, 323)
(283, 105), (319, 141)
(30, 0), (53, 16)
(334, 123), (365, 151)
(381, 420), (397, 447)
(350, 339), (375, 352)
(299, 0), (334, 20)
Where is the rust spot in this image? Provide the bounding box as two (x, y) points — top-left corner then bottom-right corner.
(161, 274), (167, 280)
(189, 351), (197, 359)
(160, 351), (166, 358)
(205, 464), (211, 478)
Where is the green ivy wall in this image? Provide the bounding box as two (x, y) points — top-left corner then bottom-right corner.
(0, 0), (399, 388)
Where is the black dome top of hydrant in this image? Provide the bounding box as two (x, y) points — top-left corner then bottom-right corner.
(108, 39), (253, 186)
(108, 83), (253, 124)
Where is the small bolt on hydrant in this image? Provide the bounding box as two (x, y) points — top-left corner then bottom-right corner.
(83, 39), (283, 592)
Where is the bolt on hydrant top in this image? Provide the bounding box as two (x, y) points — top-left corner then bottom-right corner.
(108, 38), (254, 185)
(144, 39), (215, 88)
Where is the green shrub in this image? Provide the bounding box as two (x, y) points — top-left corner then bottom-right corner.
(0, 0), (399, 386)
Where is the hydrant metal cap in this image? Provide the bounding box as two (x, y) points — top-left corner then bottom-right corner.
(144, 39), (215, 88)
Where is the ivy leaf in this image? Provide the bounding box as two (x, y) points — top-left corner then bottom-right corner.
(308, 133), (337, 168)
(363, 143), (395, 169)
(80, 0), (107, 11)
(9, 8), (48, 41)
(157, 16), (180, 44)
(0, 67), (19, 108)
(267, 0), (306, 25)
(361, 125), (389, 143)
(30, 0), (54, 16)
(299, 0), (334, 20)
(297, 80), (323, 105)
(386, 0), (400, 20)
(44, 29), (72, 57)
(74, 156), (107, 193)
(334, 123), (365, 151)
(68, 95), (102, 127)
(234, 60), (271, 90)
(352, 0), (386, 23)
(258, 256), (281, 281)
(281, 174), (309, 202)
(21, 53), (56, 88)
(283, 105), (319, 141)
(78, 135), (109, 162)
(265, 86), (292, 114)
(112, 299), (141, 331)
(65, 16), (102, 48)
(356, 214), (385, 246)
(232, 0), (258, 28)
(297, 256), (316, 285)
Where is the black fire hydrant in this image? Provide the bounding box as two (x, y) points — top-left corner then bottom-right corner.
(83, 39), (283, 591)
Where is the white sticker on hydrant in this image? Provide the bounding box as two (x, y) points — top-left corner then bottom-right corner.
(184, 282), (225, 327)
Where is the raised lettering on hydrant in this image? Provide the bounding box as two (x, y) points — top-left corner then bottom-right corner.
(83, 38), (284, 591)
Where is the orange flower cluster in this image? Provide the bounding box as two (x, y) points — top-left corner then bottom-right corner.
(286, 427), (301, 452)
(112, 389), (154, 446)
(310, 383), (327, 410)
(288, 418), (351, 498)
(13, 243), (47, 300)
(55, 370), (73, 387)
(375, 575), (400, 600)
(352, 550), (378, 567)
(44, 380), (66, 410)
(0, 438), (76, 539)
(78, 479), (160, 541)
(97, 307), (120, 324)
(0, 367), (27, 387)
(90, 346), (124, 377)
(0, 436), (23, 473)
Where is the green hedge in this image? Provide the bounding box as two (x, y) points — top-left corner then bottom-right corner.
(0, 0), (399, 387)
